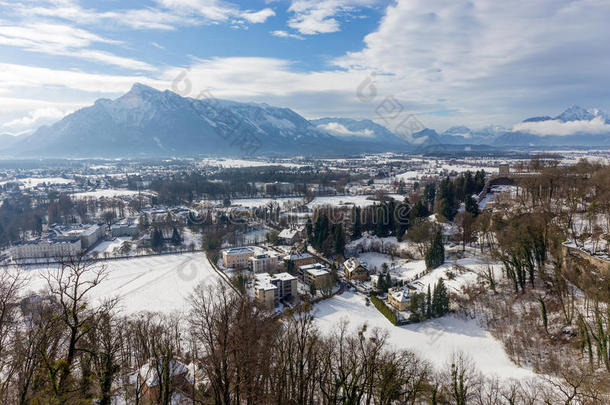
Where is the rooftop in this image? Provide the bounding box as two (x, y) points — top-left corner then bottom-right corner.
(224, 247), (254, 255)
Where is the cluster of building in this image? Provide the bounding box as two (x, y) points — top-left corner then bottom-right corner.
(221, 243), (379, 309)
(10, 224), (104, 260)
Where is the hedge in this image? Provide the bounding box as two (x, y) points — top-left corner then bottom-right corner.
(370, 296), (398, 325)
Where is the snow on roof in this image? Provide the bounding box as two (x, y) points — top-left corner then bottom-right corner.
(344, 257), (366, 273)
(273, 272), (297, 281)
(223, 247), (254, 255)
(254, 273), (278, 291)
(278, 228), (298, 239)
(80, 224), (102, 236)
(139, 359), (188, 387)
(389, 287), (412, 303)
(306, 268), (329, 277)
(284, 252), (312, 261)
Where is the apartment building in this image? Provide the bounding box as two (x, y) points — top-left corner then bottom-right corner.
(298, 263), (331, 289)
(249, 253), (278, 273)
(254, 272), (297, 309)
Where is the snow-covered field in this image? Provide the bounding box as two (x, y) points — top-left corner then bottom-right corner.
(314, 291), (533, 379)
(90, 237), (132, 255)
(21, 252), (222, 314)
(200, 158), (303, 168)
(307, 195), (388, 208)
(230, 197), (303, 208)
(0, 177), (74, 187)
(72, 189), (143, 199)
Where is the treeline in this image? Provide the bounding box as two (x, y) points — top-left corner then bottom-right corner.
(149, 168), (366, 205)
(0, 192), (43, 246)
(417, 170), (485, 222)
(306, 211), (346, 257)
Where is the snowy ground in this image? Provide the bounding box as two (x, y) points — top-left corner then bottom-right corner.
(72, 189), (143, 199)
(20, 252), (222, 314)
(0, 177), (74, 187)
(307, 195), (390, 209)
(204, 197), (304, 209)
(314, 291), (534, 379)
(199, 158), (303, 168)
(90, 237), (133, 256)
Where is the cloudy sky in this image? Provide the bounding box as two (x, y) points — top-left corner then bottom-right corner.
(1, 0), (609, 136)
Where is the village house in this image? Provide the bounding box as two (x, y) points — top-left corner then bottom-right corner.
(344, 257), (370, 281)
(277, 227), (303, 245)
(387, 286), (413, 311)
(138, 359), (191, 402)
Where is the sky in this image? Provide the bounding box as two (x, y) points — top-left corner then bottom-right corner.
(1, 0), (610, 137)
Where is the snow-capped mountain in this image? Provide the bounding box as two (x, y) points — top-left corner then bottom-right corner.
(5, 84), (350, 157)
(311, 117), (410, 146)
(3, 92), (610, 158)
(426, 106), (610, 148)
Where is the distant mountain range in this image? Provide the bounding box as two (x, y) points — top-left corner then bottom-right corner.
(0, 84), (609, 158)
(415, 105), (610, 148)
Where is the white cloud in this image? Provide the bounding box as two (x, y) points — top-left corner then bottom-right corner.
(317, 122), (374, 137)
(242, 8), (276, 24)
(0, 62), (163, 94)
(513, 117), (610, 136)
(287, 0), (378, 35)
(331, 0), (610, 129)
(270, 30), (304, 40)
(156, 0), (275, 25)
(1, 107), (71, 134)
(0, 21), (154, 71)
(4, 0), (273, 31)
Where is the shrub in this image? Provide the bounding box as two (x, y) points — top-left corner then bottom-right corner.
(371, 296), (397, 325)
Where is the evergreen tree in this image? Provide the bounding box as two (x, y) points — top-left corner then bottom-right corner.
(332, 223), (345, 256)
(426, 285), (432, 319)
(409, 200), (429, 223)
(352, 206), (362, 239)
(151, 228), (164, 252)
(306, 218), (313, 241)
(425, 230), (445, 269)
(171, 227), (182, 247)
(432, 278), (450, 317)
(423, 183), (436, 211)
(464, 195), (480, 217)
(436, 177), (458, 221)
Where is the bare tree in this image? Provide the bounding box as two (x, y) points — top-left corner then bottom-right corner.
(40, 254), (109, 402)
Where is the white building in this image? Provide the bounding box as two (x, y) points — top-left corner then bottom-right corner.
(11, 238), (82, 260)
(79, 224), (104, 249)
(253, 272), (297, 308)
(277, 228), (302, 245)
(249, 253), (278, 273)
(110, 224), (139, 237)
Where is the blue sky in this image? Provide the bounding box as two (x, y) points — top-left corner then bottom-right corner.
(1, 0), (610, 137)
